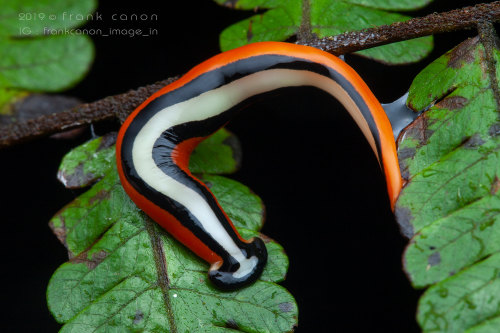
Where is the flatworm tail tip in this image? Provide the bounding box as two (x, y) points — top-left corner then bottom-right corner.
(208, 237), (268, 291)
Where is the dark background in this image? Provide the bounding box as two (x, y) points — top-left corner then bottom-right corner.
(1, 0), (493, 331)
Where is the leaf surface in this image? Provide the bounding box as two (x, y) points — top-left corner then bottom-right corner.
(48, 130), (297, 332)
(0, 0), (97, 37)
(417, 253), (500, 333)
(215, 0), (433, 64)
(189, 129), (242, 174)
(394, 36), (500, 332)
(0, 0), (95, 113)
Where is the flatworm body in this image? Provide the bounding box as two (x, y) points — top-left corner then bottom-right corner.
(116, 42), (403, 290)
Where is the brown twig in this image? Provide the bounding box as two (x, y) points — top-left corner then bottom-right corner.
(0, 2), (499, 149)
(0, 77), (178, 148)
(298, 2), (500, 55)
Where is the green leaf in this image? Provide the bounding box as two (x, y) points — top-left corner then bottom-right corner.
(404, 190), (500, 289)
(219, 3), (300, 52)
(215, 0), (433, 64)
(395, 36), (500, 332)
(466, 316), (500, 333)
(396, 36), (500, 239)
(356, 37), (433, 65)
(0, 0), (97, 37)
(0, 0), (95, 111)
(0, 35), (94, 92)
(202, 174), (264, 231)
(57, 133), (117, 189)
(189, 128), (242, 174)
(48, 131), (296, 332)
(417, 253), (500, 333)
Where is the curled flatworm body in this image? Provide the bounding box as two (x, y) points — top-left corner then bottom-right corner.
(116, 42), (406, 290)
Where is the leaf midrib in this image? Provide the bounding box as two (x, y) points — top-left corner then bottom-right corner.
(145, 217), (178, 333)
